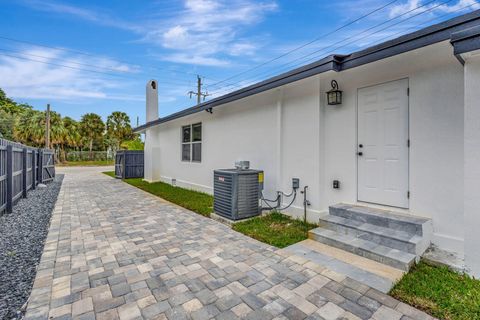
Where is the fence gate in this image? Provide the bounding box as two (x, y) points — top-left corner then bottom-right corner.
(115, 151), (143, 179)
(41, 150), (55, 182)
(115, 152), (124, 178)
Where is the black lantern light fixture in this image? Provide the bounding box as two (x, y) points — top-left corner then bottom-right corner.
(326, 80), (342, 105)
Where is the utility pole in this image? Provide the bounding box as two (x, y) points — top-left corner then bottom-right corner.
(189, 75), (209, 105)
(45, 104), (50, 149)
(136, 116), (139, 127)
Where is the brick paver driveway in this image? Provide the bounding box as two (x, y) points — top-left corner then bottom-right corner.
(24, 167), (433, 320)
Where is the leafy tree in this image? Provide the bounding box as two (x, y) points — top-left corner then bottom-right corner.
(0, 109), (16, 140)
(14, 109), (66, 149)
(14, 109), (45, 146)
(0, 89), (32, 140)
(120, 137), (144, 150)
(80, 113), (105, 159)
(106, 111), (133, 150)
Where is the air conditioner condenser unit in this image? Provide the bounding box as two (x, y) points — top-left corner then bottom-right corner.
(213, 167), (264, 221)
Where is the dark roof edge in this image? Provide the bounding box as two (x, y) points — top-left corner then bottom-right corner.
(451, 25), (480, 57)
(135, 10), (480, 133)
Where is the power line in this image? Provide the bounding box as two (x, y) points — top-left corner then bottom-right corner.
(272, 0), (456, 71)
(0, 52), (195, 87)
(0, 35), (243, 89)
(0, 48), (214, 84)
(209, 0), (471, 99)
(209, 0), (456, 96)
(0, 47), (138, 74)
(207, 0), (400, 89)
(209, 0), (442, 94)
(366, 2), (479, 46)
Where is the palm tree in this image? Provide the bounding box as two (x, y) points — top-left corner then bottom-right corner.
(14, 109), (66, 150)
(80, 113), (105, 159)
(63, 117), (81, 149)
(106, 111), (133, 151)
(61, 117), (81, 162)
(49, 111), (67, 149)
(14, 109), (44, 146)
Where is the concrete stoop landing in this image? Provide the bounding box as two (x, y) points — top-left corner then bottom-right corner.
(284, 204), (432, 293)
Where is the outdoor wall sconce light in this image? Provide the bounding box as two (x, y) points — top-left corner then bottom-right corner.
(326, 80), (342, 105)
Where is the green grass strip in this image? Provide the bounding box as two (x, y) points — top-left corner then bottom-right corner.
(232, 211), (317, 248)
(390, 261), (480, 320)
(102, 171), (213, 217)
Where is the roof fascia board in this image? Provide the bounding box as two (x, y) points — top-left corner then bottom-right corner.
(135, 57), (338, 131)
(341, 11), (480, 70)
(134, 10), (480, 133)
(451, 25), (480, 58)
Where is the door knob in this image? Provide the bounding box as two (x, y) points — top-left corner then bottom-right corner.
(357, 152), (363, 156)
(359, 144), (363, 148)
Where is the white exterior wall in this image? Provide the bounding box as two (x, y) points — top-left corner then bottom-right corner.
(145, 78), (325, 220)
(144, 41), (465, 254)
(144, 79), (160, 182)
(464, 52), (480, 277)
(320, 43), (465, 253)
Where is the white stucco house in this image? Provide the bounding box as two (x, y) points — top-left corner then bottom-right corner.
(135, 11), (480, 279)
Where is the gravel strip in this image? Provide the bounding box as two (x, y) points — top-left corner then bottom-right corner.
(0, 175), (64, 320)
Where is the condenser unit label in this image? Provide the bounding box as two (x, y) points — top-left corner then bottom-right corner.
(218, 176), (225, 182)
(258, 172), (264, 183)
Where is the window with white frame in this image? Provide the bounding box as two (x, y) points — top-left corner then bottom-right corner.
(182, 123), (202, 162)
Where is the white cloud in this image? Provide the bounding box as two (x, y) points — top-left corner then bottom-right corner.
(20, 0), (141, 32)
(143, 0), (277, 66)
(389, 0), (480, 18)
(159, 53), (230, 67)
(0, 48), (143, 101)
(228, 42), (257, 56)
(20, 0), (278, 67)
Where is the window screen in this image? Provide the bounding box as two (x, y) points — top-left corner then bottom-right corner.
(182, 144), (191, 161)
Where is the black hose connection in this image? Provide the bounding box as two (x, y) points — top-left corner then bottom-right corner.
(261, 181), (299, 211)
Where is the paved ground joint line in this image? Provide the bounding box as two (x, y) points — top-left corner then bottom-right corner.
(24, 167), (435, 320)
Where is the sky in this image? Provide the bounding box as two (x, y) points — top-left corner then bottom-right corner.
(0, 0), (478, 125)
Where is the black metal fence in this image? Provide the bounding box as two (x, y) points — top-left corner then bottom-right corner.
(115, 150), (144, 179)
(0, 138), (55, 214)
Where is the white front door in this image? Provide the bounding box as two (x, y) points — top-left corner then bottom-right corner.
(357, 79), (409, 208)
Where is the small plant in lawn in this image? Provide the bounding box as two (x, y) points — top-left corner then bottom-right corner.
(232, 211), (317, 248)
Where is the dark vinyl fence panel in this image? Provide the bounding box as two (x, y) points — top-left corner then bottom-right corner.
(0, 138), (55, 214)
(0, 144), (6, 212)
(115, 150), (144, 179)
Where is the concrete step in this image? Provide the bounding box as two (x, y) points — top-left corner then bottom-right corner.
(309, 228), (416, 271)
(318, 214), (424, 255)
(281, 240), (405, 293)
(329, 204), (431, 237)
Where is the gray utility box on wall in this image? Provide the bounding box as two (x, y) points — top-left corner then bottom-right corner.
(213, 168), (264, 221)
